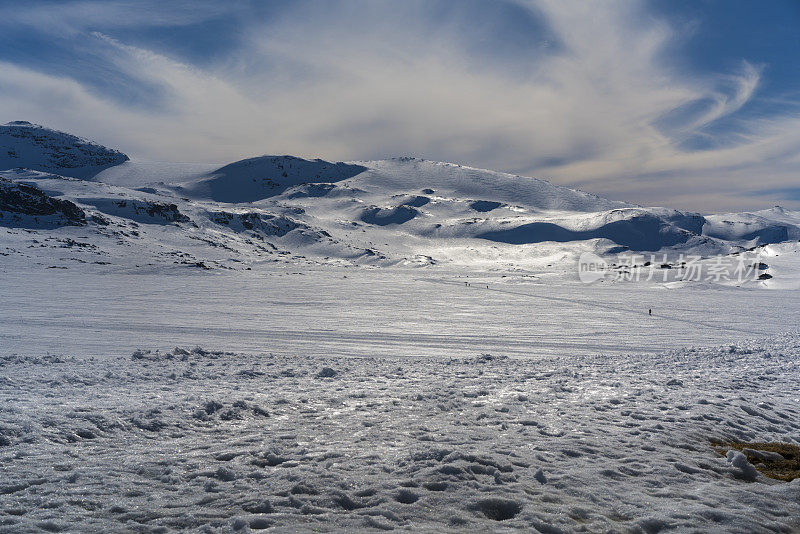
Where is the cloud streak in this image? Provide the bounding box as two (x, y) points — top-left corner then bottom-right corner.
(0, 0), (798, 212)
(0, 0), (239, 36)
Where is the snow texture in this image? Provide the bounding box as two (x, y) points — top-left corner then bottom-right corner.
(1, 337), (799, 532)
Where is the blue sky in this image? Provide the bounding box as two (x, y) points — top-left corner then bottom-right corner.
(0, 0), (799, 212)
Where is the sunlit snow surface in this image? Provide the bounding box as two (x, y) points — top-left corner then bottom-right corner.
(2, 131), (800, 531)
(1, 265), (800, 532)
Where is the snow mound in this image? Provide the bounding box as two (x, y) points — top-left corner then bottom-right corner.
(180, 155), (367, 203)
(0, 177), (85, 228)
(0, 121), (129, 179)
(92, 159), (218, 187)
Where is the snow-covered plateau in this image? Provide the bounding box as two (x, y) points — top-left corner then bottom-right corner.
(2, 122), (800, 533)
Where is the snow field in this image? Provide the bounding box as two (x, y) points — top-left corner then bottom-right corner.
(1, 337), (799, 532)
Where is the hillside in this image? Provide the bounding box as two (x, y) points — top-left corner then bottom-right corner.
(0, 121), (129, 179)
(2, 123), (800, 273)
(178, 155), (368, 203)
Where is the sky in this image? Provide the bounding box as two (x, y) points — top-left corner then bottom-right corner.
(0, 0), (799, 213)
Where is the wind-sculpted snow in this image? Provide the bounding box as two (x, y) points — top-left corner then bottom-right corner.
(0, 122), (128, 179)
(0, 177), (85, 228)
(181, 155), (368, 203)
(1, 337), (799, 532)
(283, 183), (338, 199)
(654, 209), (707, 235)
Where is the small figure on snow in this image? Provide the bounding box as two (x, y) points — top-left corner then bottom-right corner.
(649, 308), (652, 316)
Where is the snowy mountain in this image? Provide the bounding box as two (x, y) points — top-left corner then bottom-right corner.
(2, 122), (800, 272)
(178, 155), (368, 203)
(6, 125), (800, 534)
(704, 206), (800, 243)
(0, 121), (129, 179)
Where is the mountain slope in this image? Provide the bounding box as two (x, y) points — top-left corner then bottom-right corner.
(0, 122), (129, 179)
(704, 207), (800, 243)
(343, 158), (625, 213)
(0, 177), (86, 229)
(4, 123), (800, 272)
(259, 158), (710, 254)
(178, 155), (367, 202)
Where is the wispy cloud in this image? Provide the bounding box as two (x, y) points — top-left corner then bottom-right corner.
(0, 0), (798, 212)
(0, 0), (239, 36)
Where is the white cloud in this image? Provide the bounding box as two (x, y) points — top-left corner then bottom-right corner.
(0, 0), (238, 36)
(1, 0), (799, 212)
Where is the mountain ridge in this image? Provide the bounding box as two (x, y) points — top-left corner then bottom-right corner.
(2, 122), (799, 271)
(0, 121), (129, 179)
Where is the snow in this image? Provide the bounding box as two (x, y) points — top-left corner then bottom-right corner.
(726, 451), (760, 482)
(3, 124), (800, 267)
(476, 212), (694, 251)
(1, 289), (799, 531)
(0, 177), (86, 229)
(3, 123), (800, 532)
(177, 155), (368, 203)
(0, 122), (128, 179)
(93, 159), (219, 187)
(704, 207), (800, 244)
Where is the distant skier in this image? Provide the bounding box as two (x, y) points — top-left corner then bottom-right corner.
(649, 308), (652, 316)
